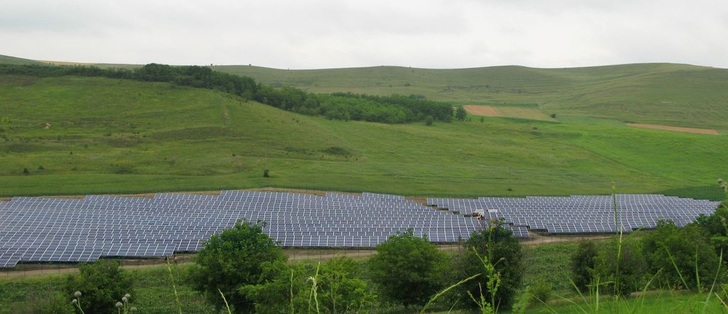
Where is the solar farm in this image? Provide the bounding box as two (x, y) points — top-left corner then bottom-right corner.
(0, 191), (720, 268)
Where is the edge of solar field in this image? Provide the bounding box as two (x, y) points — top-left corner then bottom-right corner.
(0, 191), (719, 269)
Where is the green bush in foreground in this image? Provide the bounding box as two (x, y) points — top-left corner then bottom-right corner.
(368, 229), (448, 308)
(455, 221), (524, 310)
(571, 240), (598, 293)
(186, 219), (287, 313)
(66, 260), (134, 314)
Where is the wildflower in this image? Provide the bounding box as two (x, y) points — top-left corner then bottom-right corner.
(115, 301), (123, 308)
(74, 291), (82, 298)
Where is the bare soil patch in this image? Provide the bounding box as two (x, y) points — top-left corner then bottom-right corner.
(627, 123), (719, 135)
(464, 105), (554, 121)
(463, 105), (501, 117)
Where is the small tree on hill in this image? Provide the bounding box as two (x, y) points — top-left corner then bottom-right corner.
(425, 115), (434, 126)
(455, 106), (467, 121)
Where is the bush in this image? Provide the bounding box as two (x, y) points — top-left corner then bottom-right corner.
(642, 220), (722, 291)
(425, 115), (434, 126)
(530, 280), (553, 304)
(186, 219), (287, 313)
(454, 221), (523, 310)
(593, 237), (647, 296)
(571, 241), (598, 293)
(368, 229), (448, 308)
(65, 260), (134, 314)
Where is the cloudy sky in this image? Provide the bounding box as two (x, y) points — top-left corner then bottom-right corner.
(2, 0), (727, 69)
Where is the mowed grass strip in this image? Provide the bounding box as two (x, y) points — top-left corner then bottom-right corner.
(627, 123), (720, 135)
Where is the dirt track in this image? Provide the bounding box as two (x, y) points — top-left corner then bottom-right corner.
(627, 123), (719, 135)
(0, 235), (609, 279)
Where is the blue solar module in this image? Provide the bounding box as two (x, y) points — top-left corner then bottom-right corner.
(0, 191), (493, 268)
(0, 192), (720, 268)
(427, 194), (719, 235)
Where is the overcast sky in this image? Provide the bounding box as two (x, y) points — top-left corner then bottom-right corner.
(2, 0), (727, 69)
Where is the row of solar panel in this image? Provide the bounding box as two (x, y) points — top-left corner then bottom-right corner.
(1, 191), (486, 268)
(1, 191), (717, 268)
(429, 194), (718, 235)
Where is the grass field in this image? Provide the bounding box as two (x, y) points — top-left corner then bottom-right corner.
(2, 56), (727, 312)
(1, 71), (727, 199)
(216, 63), (728, 131)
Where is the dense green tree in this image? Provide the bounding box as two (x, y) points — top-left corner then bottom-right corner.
(239, 259), (308, 314)
(642, 220), (722, 291)
(455, 106), (467, 121)
(134, 63), (176, 82)
(186, 219), (287, 313)
(242, 257), (374, 313)
(0, 63), (454, 124)
(318, 256), (375, 313)
(593, 237), (647, 296)
(424, 115), (434, 126)
(695, 179), (728, 251)
(454, 221), (523, 310)
(571, 241), (598, 293)
(368, 229), (448, 308)
(65, 260), (134, 314)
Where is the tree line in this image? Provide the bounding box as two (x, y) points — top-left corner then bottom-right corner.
(0, 63), (454, 124)
(51, 220), (523, 313)
(185, 220), (521, 313)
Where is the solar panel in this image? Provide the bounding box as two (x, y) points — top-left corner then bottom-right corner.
(0, 192), (719, 268)
(427, 194), (718, 235)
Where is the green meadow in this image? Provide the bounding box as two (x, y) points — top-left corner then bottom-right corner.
(1, 61), (728, 199)
(217, 63), (728, 130)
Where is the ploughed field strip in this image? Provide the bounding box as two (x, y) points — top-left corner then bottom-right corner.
(427, 194), (719, 234)
(0, 192), (718, 268)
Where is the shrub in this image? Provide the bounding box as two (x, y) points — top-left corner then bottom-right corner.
(186, 219), (287, 313)
(571, 241), (598, 293)
(65, 260), (134, 314)
(454, 221), (523, 310)
(642, 220), (722, 291)
(593, 237), (647, 296)
(368, 229), (448, 308)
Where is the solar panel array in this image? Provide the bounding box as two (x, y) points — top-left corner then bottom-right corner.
(0, 191), (484, 268)
(1, 192), (718, 268)
(427, 194), (719, 235)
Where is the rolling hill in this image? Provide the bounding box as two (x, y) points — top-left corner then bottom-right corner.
(1, 55), (727, 199)
(216, 63), (728, 130)
(0, 55), (42, 65)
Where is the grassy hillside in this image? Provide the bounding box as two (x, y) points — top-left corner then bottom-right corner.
(216, 63), (728, 130)
(1, 73), (726, 199)
(0, 55), (42, 65)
